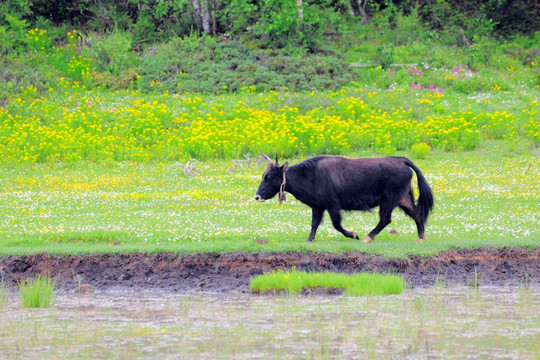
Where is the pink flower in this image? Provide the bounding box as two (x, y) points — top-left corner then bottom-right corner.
(438, 89), (443, 94)
(453, 67), (458, 73)
(493, 72), (497, 75)
(512, 73), (516, 76)
(390, 68), (395, 73)
(429, 84), (434, 91)
(87, 101), (92, 106)
(389, 74), (393, 78)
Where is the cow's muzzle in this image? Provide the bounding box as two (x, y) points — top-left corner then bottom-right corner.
(254, 194), (265, 202)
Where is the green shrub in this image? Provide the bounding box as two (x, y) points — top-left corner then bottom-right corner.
(138, 38), (360, 94)
(376, 44), (395, 69)
(83, 30), (138, 74)
(1, 13), (29, 54)
(393, 6), (426, 46)
(0, 52), (57, 105)
(410, 142), (431, 159)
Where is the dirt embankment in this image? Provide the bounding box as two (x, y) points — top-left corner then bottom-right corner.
(0, 247), (538, 293)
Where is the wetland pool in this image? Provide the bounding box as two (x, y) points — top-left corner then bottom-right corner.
(0, 285), (538, 359)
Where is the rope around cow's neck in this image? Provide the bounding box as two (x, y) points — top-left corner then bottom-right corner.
(279, 169), (287, 203)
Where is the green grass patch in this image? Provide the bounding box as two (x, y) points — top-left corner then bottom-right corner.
(18, 274), (56, 308)
(250, 269), (404, 296)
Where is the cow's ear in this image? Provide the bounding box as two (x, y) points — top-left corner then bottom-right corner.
(282, 162), (289, 171)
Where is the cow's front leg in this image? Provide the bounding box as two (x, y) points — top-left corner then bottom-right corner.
(328, 208), (358, 239)
(307, 208), (325, 242)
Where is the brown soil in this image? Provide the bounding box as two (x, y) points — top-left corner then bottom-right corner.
(0, 247), (538, 293)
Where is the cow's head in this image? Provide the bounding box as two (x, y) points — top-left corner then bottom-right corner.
(254, 153), (288, 202)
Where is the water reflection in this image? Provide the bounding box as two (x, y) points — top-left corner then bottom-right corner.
(0, 286), (538, 359)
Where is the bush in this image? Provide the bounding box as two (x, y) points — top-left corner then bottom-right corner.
(0, 52), (57, 105)
(410, 142), (431, 159)
(83, 30), (137, 74)
(138, 38), (360, 94)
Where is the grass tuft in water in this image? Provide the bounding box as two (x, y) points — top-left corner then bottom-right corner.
(18, 274), (56, 308)
(0, 278), (8, 308)
(250, 268), (404, 296)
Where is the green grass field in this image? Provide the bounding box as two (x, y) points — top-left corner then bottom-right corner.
(1, 141), (537, 258)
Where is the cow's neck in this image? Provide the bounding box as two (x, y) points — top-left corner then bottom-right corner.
(283, 165), (317, 206)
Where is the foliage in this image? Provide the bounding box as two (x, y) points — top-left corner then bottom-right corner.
(136, 36), (358, 93)
(410, 142), (431, 159)
(1, 8), (539, 98)
(82, 30), (137, 74)
(0, 52), (58, 106)
(227, 0), (331, 50)
(0, 13), (29, 54)
(1, 0), (537, 52)
(18, 274), (56, 308)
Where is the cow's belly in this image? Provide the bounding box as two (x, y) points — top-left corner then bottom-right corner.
(340, 195), (378, 211)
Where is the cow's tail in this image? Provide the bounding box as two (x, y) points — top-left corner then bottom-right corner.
(404, 158), (434, 225)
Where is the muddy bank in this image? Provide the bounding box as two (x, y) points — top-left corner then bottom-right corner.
(0, 247), (538, 293)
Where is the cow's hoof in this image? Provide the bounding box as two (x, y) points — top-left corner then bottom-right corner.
(306, 238), (314, 242)
(362, 236), (373, 243)
(352, 232), (359, 240)
(417, 237), (424, 243)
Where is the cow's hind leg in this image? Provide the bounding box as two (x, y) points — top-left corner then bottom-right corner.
(399, 190), (425, 243)
(307, 208), (325, 242)
(328, 209), (358, 240)
(364, 201), (395, 243)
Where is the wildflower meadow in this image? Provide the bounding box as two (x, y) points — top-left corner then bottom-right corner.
(0, 28), (538, 256)
(1, 66), (538, 164)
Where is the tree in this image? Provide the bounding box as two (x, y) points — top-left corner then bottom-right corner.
(189, 0), (218, 35)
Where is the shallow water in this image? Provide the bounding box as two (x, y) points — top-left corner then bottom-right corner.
(1, 286), (538, 359)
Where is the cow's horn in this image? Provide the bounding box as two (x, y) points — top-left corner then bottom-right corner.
(275, 152), (279, 166)
(260, 152), (273, 164)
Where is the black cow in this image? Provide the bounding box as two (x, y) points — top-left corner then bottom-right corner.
(255, 154), (434, 243)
